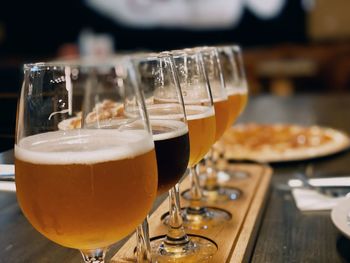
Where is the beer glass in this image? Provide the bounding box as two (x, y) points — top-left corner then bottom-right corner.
(218, 45), (248, 124)
(15, 60), (158, 262)
(131, 52), (217, 261)
(170, 48), (231, 231)
(220, 45), (249, 179)
(203, 45), (250, 196)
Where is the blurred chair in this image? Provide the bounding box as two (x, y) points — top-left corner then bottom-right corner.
(244, 43), (350, 96)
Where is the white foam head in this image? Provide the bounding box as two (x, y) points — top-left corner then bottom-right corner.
(226, 86), (248, 95)
(185, 105), (215, 121)
(213, 97), (227, 103)
(151, 119), (188, 141)
(147, 103), (186, 120)
(15, 129), (154, 165)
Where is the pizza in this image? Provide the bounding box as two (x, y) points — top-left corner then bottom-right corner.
(215, 123), (350, 163)
(85, 100), (124, 124)
(58, 100), (124, 130)
(58, 97), (159, 130)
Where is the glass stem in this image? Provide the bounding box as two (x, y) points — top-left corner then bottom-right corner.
(164, 184), (189, 246)
(136, 217), (152, 263)
(188, 165), (206, 214)
(204, 148), (219, 191)
(80, 248), (107, 263)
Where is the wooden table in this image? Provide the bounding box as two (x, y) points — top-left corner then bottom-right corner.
(1, 95), (350, 262)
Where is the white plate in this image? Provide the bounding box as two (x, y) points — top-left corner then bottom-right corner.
(331, 198), (350, 239)
(0, 182), (16, 192)
(0, 164), (14, 176)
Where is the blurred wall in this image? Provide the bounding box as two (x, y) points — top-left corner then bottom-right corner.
(0, 0), (306, 59)
(309, 0), (350, 41)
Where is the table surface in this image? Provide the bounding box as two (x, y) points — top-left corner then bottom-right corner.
(2, 94), (350, 263)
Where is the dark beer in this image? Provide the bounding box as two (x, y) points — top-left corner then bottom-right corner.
(152, 120), (190, 195)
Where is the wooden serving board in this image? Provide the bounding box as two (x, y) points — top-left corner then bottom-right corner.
(112, 163), (272, 262)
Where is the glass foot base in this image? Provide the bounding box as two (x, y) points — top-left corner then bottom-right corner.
(218, 170), (250, 183)
(151, 235), (217, 263)
(202, 186), (242, 203)
(181, 186), (241, 203)
(182, 207), (231, 230)
(163, 207), (231, 230)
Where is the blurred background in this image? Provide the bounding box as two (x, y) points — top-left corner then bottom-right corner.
(1, 0), (350, 151)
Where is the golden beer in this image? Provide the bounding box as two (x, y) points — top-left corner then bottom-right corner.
(238, 91), (248, 115)
(213, 99), (230, 141)
(186, 105), (216, 167)
(226, 92), (241, 130)
(15, 129), (157, 250)
(225, 90), (248, 131)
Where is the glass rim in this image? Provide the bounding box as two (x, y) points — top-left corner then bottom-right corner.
(23, 56), (128, 71)
(170, 46), (220, 58)
(170, 48), (198, 58)
(215, 44), (242, 52)
(128, 51), (173, 63)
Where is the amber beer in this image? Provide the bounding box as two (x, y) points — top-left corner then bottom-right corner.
(225, 89), (248, 131)
(238, 91), (248, 115)
(213, 98), (231, 141)
(152, 120), (190, 195)
(185, 105), (216, 167)
(15, 129), (158, 250)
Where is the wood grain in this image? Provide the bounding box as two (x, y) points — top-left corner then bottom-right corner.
(112, 164), (272, 262)
(229, 165), (271, 263)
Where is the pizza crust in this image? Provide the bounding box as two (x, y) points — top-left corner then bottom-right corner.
(58, 100), (124, 130)
(215, 123), (350, 163)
